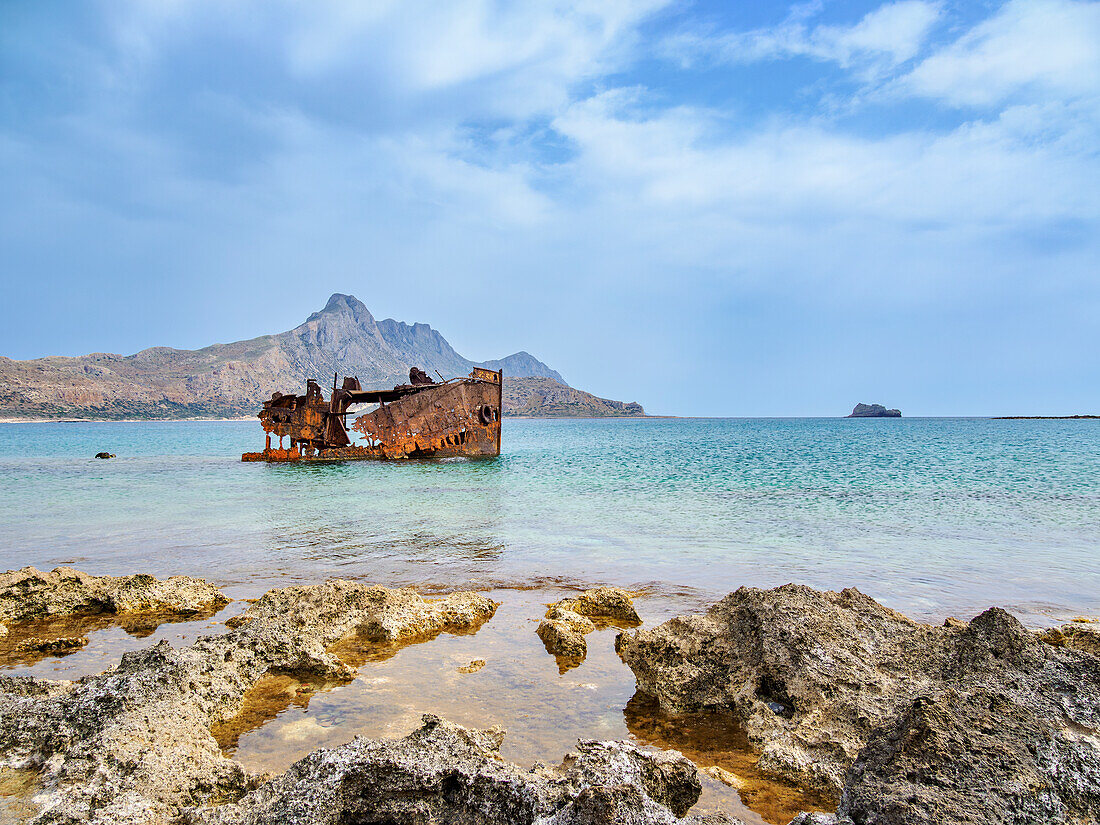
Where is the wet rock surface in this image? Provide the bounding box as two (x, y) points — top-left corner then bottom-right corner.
(557, 586), (642, 626)
(185, 714), (738, 825)
(0, 566), (229, 628)
(1040, 622), (1100, 656)
(538, 607), (595, 661)
(0, 580), (499, 824)
(538, 588), (640, 672)
(623, 691), (837, 823)
(617, 584), (1100, 824)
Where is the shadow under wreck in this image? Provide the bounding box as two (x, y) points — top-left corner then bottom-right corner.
(242, 367), (503, 462)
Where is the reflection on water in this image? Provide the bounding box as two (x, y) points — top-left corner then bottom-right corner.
(211, 672), (341, 753)
(0, 605), (239, 680)
(215, 590), (829, 824)
(0, 766), (39, 825)
(0, 605), (232, 671)
(221, 592), (634, 772)
(624, 692), (837, 825)
(213, 607), (497, 753)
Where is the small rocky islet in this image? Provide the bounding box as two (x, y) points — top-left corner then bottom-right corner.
(846, 403), (901, 418)
(1, 567), (1098, 824)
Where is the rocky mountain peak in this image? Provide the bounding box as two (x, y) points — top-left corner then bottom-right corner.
(295, 293), (384, 352)
(305, 293), (376, 327)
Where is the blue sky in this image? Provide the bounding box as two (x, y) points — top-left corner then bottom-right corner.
(1, 0), (1098, 415)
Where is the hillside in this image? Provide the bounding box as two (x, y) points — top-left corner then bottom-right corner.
(504, 377), (644, 418)
(0, 294), (637, 420)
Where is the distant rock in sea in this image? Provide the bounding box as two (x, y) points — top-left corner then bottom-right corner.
(848, 403), (901, 418)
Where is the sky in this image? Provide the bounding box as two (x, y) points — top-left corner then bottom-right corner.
(1, 0), (1098, 416)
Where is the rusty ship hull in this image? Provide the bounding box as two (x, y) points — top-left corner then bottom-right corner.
(242, 368), (502, 462)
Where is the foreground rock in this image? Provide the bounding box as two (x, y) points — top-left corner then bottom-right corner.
(0, 566), (229, 628)
(556, 586), (642, 625)
(538, 606), (595, 659)
(538, 588), (640, 671)
(186, 714), (737, 825)
(617, 584), (1100, 824)
(0, 581), (498, 824)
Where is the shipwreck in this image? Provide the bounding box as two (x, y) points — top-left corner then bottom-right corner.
(241, 367), (502, 461)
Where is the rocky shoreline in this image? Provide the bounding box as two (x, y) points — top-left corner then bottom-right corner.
(1, 569), (1098, 824)
(618, 584), (1100, 824)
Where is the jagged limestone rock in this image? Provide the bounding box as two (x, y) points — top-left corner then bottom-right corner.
(0, 581), (498, 824)
(184, 714), (737, 825)
(556, 587), (642, 625)
(1039, 622), (1100, 656)
(0, 566), (229, 627)
(617, 584), (1100, 824)
(538, 610), (591, 659)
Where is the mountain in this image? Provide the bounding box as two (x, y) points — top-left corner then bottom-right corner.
(0, 294), (635, 420)
(504, 377), (645, 418)
(480, 353), (564, 384)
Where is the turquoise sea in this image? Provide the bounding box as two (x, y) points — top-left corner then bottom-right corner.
(1, 417), (1097, 624)
(3, 416), (1100, 823)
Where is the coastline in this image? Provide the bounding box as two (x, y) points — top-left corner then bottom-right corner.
(0, 416), (256, 424)
(0, 415), (660, 422)
(5, 414), (1096, 424)
(1, 567), (1097, 825)
(991, 414), (1099, 419)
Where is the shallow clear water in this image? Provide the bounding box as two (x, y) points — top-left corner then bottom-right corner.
(1, 417), (1097, 623)
(2, 417), (1098, 823)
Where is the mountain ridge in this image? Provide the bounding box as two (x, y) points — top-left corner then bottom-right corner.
(0, 294), (637, 420)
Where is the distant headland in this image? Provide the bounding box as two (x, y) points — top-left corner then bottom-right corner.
(992, 415), (1098, 420)
(847, 403), (901, 418)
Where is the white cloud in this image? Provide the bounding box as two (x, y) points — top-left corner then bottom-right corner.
(899, 0), (1100, 106)
(9, 0), (1097, 308)
(292, 0), (666, 89)
(6, 0), (1100, 378)
(527, 83), (1100, 319)
(664, 1), (943, 73)
(552, 89), (1097, 229)
(826, 0), (943, 65)
(108, 0), (670, 122)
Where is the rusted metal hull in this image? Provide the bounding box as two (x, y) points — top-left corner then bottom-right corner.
(350, 374), (501, 459)
(242, 368), (502, 462)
